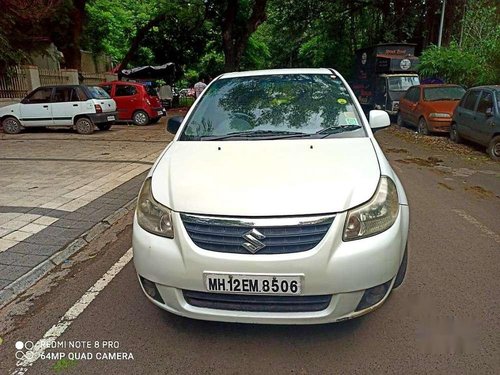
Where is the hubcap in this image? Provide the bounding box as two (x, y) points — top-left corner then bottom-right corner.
(4, 119), (19, 132)
(494, 142), (500, 157)
(79, 120), (91, 132)
(135, 112), (147, 125)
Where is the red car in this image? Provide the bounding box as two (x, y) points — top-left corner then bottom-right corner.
(99, 81), (165, 125)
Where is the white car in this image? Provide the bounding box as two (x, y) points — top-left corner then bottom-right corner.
(133, 68), (409, 324)
(0, 85), (117, 134)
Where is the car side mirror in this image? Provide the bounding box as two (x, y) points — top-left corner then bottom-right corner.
(485, 108), (493, 117)
(369, 110), (391, 132)
(167, 116), (184, 134)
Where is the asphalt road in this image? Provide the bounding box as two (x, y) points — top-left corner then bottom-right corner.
(1, 126), (499, 374)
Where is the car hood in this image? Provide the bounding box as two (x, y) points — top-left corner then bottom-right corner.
(423, 100), (459, 114)
(151, 138), (381, 217)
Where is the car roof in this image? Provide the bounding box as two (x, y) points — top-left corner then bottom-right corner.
(417, 84), (463, 88)
(468, 85), (500, 91)
(37, 85), (86, 89)
(219, 68), (337, 79)
(102, 80), (144, 86)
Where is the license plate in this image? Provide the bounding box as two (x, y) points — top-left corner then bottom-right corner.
(204, 273), (302, 295)
(157, 111), (163, 115)
(107, 115), (115, 121)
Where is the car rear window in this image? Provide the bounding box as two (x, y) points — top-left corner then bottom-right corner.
(180, 74), (364, 141)
(145, 85), (158, 97)
(88, 86), (111, 99)
(423, 86), (465, 101)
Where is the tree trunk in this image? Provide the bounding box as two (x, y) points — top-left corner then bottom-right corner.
(119, 13), (168, 71)
(61, 0), (86, 70)
(222, 0), (268, 72)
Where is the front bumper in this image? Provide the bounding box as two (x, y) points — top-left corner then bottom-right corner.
(88, 111), (118, 124)
(133, 206), (409, 324)
(428, 117), (452, 132)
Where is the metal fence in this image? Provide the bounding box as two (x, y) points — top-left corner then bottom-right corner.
(81, 72), (107, 85)
(0, 67), (29, 99)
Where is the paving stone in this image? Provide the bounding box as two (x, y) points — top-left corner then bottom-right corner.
(8, 242), (60, 256)
(0, 279), (11, 289)
(0, 264), (31, 281)
(51, 218), (94, 231)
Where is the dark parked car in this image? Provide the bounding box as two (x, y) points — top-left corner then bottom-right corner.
(450, 86), (500, 160)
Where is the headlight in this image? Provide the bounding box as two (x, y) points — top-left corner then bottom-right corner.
(343, 176), (399, 241)
(429, 113), (451, 118)
(136, 177), (174, 238)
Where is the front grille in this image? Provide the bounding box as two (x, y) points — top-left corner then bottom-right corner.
(183, 290), (332, 312)
(181, 214), (334, 254)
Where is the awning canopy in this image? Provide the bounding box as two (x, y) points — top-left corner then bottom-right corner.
(119, 63), (177, 82)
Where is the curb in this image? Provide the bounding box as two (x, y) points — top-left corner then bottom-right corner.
(0, 198), (137, 309)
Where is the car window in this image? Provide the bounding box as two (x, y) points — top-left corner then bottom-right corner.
(115, 85), (137, 96)
(72, 87), (87, 101)
(101, 85), (112, 95)
(144, 85), (158, 97)
(24, 87), (53, 104)
(423, 86), (465, 101)
(87, 86), (111, 99)
(180, 74), (365, 141)
(476, 91), (493, 114)
(405, 87), (418, 103)
(52, 87), (74, 102)
(388, 76), (420, 91)
(462, 90), (480, 110)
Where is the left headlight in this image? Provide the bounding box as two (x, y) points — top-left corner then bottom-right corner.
(136, 177), (174, 238)
(429, 112), (451, 118)
(343, 176), (399, 241)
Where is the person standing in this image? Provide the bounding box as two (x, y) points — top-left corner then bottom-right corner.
(194, 75), (207, 98)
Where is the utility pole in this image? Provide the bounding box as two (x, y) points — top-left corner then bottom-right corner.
(438, 0), (447, 47)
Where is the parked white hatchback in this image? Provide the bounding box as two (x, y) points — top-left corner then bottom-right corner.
(133, 68), (409, 324)
(0, 85), (117, 134)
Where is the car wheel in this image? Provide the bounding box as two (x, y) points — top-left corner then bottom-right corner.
(2, 116), (23, 134)
(75, 117), (95, 134)
(149, 117), (161, 124)
(396, 112), (404, 127)
(450, 123), (462, 144)
(417, 117), (429, 135)
(133, 110), (149, 126)
(97, 123), (112, 131)
(486, 135), (500, 161)
(393, 246), (408, 289)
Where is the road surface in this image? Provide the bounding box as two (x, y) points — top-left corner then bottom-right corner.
(0, 125), (499, 374)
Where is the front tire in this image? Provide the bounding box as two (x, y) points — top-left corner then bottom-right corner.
(417, 117), (429, 135)
(97, 123), (112, 131)
(75, 117), (94, 134)
(133, 110), (149, 126)
(396, 112), (404, 127)
(2, 116), (23, 134)
(450, 123), (462, 143)
(487, 135), (500, 161)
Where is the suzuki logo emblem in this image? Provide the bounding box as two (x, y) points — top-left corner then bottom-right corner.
(242, 228), (266, 254)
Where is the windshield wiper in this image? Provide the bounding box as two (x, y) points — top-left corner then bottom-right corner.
(201, 130), (307, 141)
(315, 124), (362, 135)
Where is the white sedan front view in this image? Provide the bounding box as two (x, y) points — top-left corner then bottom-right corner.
(133, 68), (409, 324)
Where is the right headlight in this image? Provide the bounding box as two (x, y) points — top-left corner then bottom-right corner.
(343, 176), (399, 241)
(136, 177), (174, 238)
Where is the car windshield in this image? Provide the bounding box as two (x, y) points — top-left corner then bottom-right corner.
(388, 76), (420, 91)
(88, 86), (111, 99)
(424, 86), (465, 101)
(180, 74), (365, 141)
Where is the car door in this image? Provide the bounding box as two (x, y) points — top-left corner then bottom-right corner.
(398, 87), (413, 123)
(404, 87), (420, 126)
(473, 90), (495, 146)
(458, 90), (481, 140)
(113, 84), (138, 120)
(51, 86), (85, 126)
(19, 87), (54, 126)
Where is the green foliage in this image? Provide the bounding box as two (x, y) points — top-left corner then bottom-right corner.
(419, 0), (500, 86)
